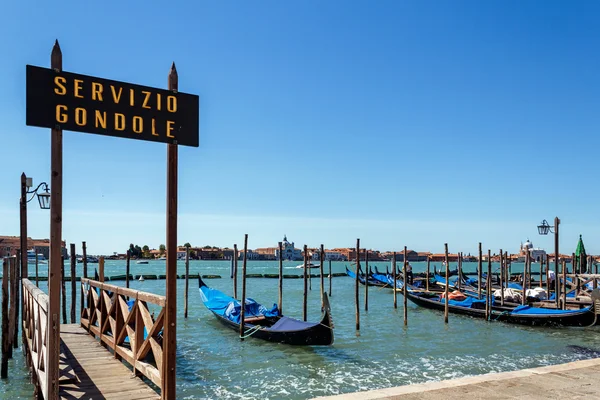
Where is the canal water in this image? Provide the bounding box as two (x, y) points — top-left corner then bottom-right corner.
(2, 260), (600, 399)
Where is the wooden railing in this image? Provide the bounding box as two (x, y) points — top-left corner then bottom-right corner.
(80, 278), (166, 392)
(22, 278), (49, 399)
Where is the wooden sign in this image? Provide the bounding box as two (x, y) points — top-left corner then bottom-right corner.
(26, 65), (199, 147)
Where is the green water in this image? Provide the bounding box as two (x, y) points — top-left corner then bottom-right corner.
(2, 260), (600, 399)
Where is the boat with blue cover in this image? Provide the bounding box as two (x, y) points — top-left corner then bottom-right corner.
(345, 266), (388, 287)
(198, 277), (334, 345)
(404, 288), (599, 327)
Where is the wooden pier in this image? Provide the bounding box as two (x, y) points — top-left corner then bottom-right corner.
(20, 276), (168, 399)
(59, 324), (159, 399)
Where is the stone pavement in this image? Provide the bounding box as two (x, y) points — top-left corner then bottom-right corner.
(314, 357), (600, 399)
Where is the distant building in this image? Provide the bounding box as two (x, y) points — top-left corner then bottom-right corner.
(274, 236), (303, 261)
(519, 239), (546, 262)
(0, 236), (67, 259)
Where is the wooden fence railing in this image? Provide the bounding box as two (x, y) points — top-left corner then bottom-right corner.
(80, 278), (166, 392)
(22, 278), (49, 399)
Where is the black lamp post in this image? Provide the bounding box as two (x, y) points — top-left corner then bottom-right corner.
(537, 217), (560, 309)
(20, 173), (51, 287)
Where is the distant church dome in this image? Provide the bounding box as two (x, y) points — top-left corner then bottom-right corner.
(522, 239), (533, 251)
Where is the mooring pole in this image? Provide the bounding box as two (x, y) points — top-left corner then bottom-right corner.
(19, 173), (27, 332)
(82, 241), (88, 279)
(487, 250), (492, 320)
(444, 244), (449, 324)
(184, 246), (190, 319)
(403, 246), (408, 326)
(35, 249), (39, 287)
(162, 62), (179, 399)
(364, 249), (369, 312)
(554, 217), (560, 309)
(70, 243), (76, 323)
(233, 244), (238, 298)
(303, 245), (308, 321)
(499, 249), (504, 306)
(278, 242), (283, 315)
(14, 252), (21, 348)
(393, 252), (397, 308)
(328, 260), (332, 296)
(1, 258), (8, 378)
(320, 244), (325, 309)
(426, 255), (430, 291)
(47, 39), (63, 399)
(478, 243), (482, 298)
(355, 239), (360, 333)
(126, 249), (131, 289)
(61, 256), (67, 325)
(98, 256), (105, 283)
(240, 234), (248, 340)
(8, 258), (15, 358)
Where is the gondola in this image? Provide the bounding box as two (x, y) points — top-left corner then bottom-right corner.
(198, 277), (334, 345)
(404, 288), (598, 327)
(345, 266), (388, 287)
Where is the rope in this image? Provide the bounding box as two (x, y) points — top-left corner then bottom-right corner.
(492, 310), (510, 321)
(239, 324), (262, 339)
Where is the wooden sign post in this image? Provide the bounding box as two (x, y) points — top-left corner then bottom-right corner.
(26, 40), (199, 400)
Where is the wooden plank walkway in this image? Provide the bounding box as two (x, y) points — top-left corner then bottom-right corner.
(59, 324), (160, 400)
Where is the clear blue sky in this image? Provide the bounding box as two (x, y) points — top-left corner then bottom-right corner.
(1, 1), (599, 255)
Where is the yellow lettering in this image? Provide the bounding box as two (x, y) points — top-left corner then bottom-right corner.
(166, 120), (175, 138)
(129, 88), (135, 106)
(74, 108), (87, 126)
(74, 79), (84, 98)
(115, 113), (125, 131)
(152, 119), (159, 136)
(54, 77), (67, 95)
(91, 82), (103, 101)
(55, 105), (68, 123)
(133, 116), (143, 133)
(167, 95), (177, 113)
(110, 86), (123, 103)
(142, 91), (151, 109)
(157, 93), (162, 111)
(95, 111), (106, 129)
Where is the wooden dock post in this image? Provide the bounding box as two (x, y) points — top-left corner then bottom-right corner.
(457, 252), (462, 291)
(184, 246), (190, 319)
(364, 249), (368, 312)
(233, 244), (238, 298)
(328, 260), (332, 296)
(99, 256), (105, 282)
(126, 250), (130, 289)
(162, 62), (179, 399)
(303, 245), (308, 322)
(70, 243), (76, 323)
(478, 243), (482, 298)
(35, 250), (39, 287)
(355, 239), (360, 333)
(320, 244), (325, 309)
(82, 241), (88, 279)
(278, 242), (283, 315)
(13, 252), (20, 349)
(486, 250), (491, 321)
(8, 258), (15, 358)
(403, 246), (408, 326)
(444, 244), (449, 324)
(47, 39), (63, 399)
(562, 258), (567, 309)
(499, 249), (504, 306)
(2, 258), (9, 378)
(240, 234), (249, 341)
(393, 252), (397, 308)
(61, 256), (67, 325)
(426, 255), (430, 291)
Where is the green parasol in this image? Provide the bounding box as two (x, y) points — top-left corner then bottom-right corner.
(575, 234), (587, 273)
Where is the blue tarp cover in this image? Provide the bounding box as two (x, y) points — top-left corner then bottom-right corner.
(510, 304), (591, 315)
(199, 286), (279, 324)
(439, 295), (494, 307)
(434, 274), (458, 286)
(266, 317), (318, 332)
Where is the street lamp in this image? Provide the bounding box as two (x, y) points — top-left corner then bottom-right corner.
(27, 182), (51, 209)
(21, 174), (51, 288)
(537, 217), (561, 309)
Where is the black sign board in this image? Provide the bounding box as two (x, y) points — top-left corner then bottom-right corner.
(26, 65), (199, 147)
